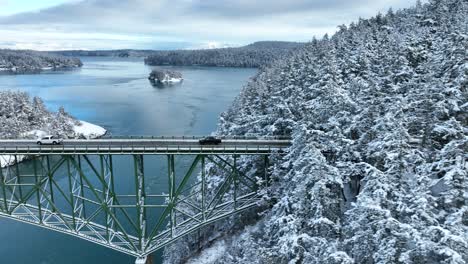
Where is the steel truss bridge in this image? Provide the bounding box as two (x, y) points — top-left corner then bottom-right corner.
(0, 138), (289, 263)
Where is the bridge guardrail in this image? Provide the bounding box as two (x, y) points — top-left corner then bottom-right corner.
(100, 135), (292, 140)
(0, 145), (288, 155)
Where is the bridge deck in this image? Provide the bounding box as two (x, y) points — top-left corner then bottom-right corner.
(0, 139), (290, 155)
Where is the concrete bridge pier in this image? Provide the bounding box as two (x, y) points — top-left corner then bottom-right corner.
(135, 255), (153, 264)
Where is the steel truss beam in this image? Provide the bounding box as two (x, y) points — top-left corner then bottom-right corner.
(0, 153), (271, 261)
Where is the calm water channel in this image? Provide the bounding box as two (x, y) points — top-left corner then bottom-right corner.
(0, 57), (256, 264)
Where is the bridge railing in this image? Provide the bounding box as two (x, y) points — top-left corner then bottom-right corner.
(0, 145), (288, 155)
(100, 135), (292, 140)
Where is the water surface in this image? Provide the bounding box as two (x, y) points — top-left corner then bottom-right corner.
(0, 57), (256, 264)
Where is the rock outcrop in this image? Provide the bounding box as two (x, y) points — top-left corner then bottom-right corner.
(148, 70), (183, 86)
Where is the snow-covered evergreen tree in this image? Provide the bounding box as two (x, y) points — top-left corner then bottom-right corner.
(164, 0), (468, 263)
(0, 49), (82, 74)
(144, 41), (304, 68)
(0, 91), (81, 138)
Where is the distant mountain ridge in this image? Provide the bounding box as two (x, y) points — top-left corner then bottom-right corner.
(0, 49), (82, 74)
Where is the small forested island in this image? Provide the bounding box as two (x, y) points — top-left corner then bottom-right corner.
(148, 70), (183, 86)
(144, 41), (304, 68)
(0, 49), (82, 74)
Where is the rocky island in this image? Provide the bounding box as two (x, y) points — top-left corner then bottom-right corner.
(148, 69), (183, 86)
(0, 49), (82, 74)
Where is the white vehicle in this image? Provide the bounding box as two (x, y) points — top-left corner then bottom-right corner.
(36, 135), (63, 145)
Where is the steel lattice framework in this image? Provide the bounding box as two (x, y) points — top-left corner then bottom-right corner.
(0, 151), (274, 262)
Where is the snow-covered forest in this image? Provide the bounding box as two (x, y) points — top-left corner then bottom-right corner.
(144, 41), (304, 68)
(0, 91), (106, 167)
(0, 50), (82, 73)
(52, 49), (155, 58)
(165, 0), (467, 263)
(0, 91), (84, 139)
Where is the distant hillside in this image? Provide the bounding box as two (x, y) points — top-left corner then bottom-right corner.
(0, 50), (82, 74)
(51, 49), (155, 58)
(144, 41), (305, 68)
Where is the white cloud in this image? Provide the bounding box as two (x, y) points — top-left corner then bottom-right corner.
(0, 0), (419, 50)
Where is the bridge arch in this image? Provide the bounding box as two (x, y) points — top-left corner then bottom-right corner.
(0, 138), (288, 262)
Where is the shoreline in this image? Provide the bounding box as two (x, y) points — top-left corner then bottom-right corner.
(0, 120), (107, 168)
(0, 65), (82, 74)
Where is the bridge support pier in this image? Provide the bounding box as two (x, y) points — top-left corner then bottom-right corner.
(135, 255), (153, 264)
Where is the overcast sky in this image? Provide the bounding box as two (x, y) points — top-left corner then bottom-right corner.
(0, 0), (420, 51)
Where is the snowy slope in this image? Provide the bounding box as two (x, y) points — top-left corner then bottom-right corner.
(0, 121), (106, 168)
(0, 49), (82, 74)
(164, 0), (467, 263)
(73, 120), (107, 139)
(0, 91), (107, 167)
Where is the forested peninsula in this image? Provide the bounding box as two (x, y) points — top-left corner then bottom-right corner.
(0, 49), (82, 74)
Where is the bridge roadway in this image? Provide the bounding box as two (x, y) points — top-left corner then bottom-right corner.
(0, 138), (290, 155)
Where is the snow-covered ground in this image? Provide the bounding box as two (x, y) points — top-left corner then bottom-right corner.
(164, 77), (183, 83)
(186, 240), (226, 264)
(0, 120), (106, 168)
(72, 120), (107, 139)
(0, 155), (26, 168)
(155, 75), (183, 84)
